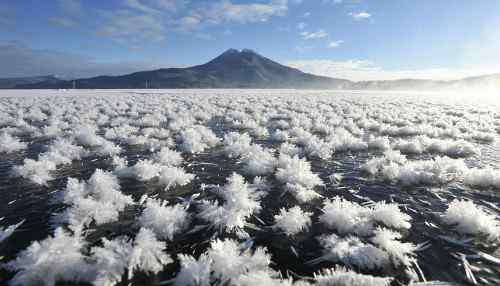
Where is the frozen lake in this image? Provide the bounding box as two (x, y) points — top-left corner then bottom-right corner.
(0, 89), (499, 286)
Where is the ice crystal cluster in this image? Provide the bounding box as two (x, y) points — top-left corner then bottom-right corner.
(1, 89), (500, 286)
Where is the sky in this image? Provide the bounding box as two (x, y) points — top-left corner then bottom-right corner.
(1, 0), (500, 81)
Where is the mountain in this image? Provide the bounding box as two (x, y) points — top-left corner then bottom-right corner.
(350, 74), (500, 91)
(18, 49), (351, 89)
(11, 49), (500, 90)
(0, 75), (61, 89)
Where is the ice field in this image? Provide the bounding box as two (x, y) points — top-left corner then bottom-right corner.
(0, 89), (499, 286)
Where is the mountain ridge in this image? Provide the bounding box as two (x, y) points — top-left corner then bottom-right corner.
(5, 49), (500, 90)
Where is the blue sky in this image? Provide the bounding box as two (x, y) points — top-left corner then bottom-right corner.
(1, 0), (500, 80)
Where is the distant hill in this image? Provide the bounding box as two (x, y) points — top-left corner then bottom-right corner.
(0, 75), (61, 89)
(9, 49), (500, 90)
(350, 74), (500, 91)
(17, 49), (350, 89)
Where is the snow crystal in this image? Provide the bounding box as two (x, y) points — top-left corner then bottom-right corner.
(173, 254), (212, 286)
(316, 234), (390, 270)
(362, 152), (468, 186)
(11, 138), (86, 185)
(371, 228), (416, 267)
(41, 138), (86, 165)
(273, 206), (312, 236)
(319, 196), (411, 236)
(442, 199), (500, 241)
(276, 155), (323, 202)
(158, 166), (195, 190)
(279, 142), (301, 157)
(90, 237), (132, 286)
(327, 128), (368, 153)
(12, 158), (57, 185)
(285, 183), (322, 203)
(138, 198), (190, 240)
(241, 145), (277, 176)
(208, 238), (272, 284)
(6, 228), (92, 286)
(367, 135), (391, 151)
(128, 228), (173, 279)
(55, 169), (133, 229)
(0, 132), (27, 153)
(119, 159), (162, 181)
(154, 147), (183, 166)
(223, 132), (253, 158)
(177, 125), (219, 153)
(464, 167), (500, 189)
(314, 267), (392, 286)
(233, 270), (293, 286)
(393, 136), (479, 157)
(198, 173), (263, 234)
(74, 126), (104, 147)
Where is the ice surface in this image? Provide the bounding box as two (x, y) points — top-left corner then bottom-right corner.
(1, 89), (500, 286)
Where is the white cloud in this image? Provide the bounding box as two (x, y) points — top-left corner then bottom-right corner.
(175, 0), (288, 31)
(303, 12), (311, 17)
(323, 0), (343, 4)
(123, 0), (187, 13)
(328, 40), (344, 48)
(205, 0), (288, 24)
(349, 11), (371, 20)
(296, 22), (307, 30)
(124, 0), (159, 14)
(178, 15), (201, 31)
(96, 10), (166, 43)
(300, 29), (328, 40)
(154, 0), (188, 12)
(287, 59), (500, 81)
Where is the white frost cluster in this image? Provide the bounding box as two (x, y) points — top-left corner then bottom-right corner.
(464, 167), (500, 189)
(127, 227), (173, 279)
(276, 154), (323, 203)
(138, 198), (190, 240)
(198, 173), (264, 235)
(442, 199), (500, 241)
(174, 238), (278, 286)
(362, 151), (468, 186)
(55, 169), (133, 229)
(90, 227), (172, 286)
(315, 234), (390, 270)
(158, 166), (195, 190)
(393, 136), (479, 157)
(319, 196), (411, 236)
(117, 154), (194, 190)
(223, 132), (276, 176)
(0, 132), (27, 153)
(3, 89), (500, 286)
(314, 267), (392, 286)
(177, 125), (219, 153)
(6, 228), (91, 286)
(273, 206), (312, 236)
(12, 138), (87, 185)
